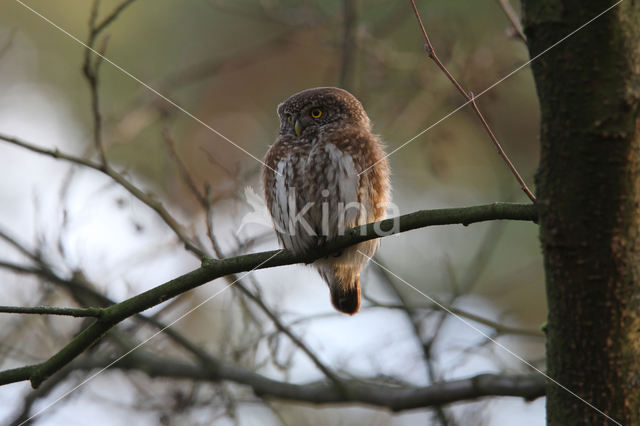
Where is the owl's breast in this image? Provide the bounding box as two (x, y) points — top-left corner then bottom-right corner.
(263, 126), (389, 252)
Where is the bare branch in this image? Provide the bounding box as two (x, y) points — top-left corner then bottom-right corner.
(369, 259), (451, 424)
(8, 363), (78, 425)
(0, 228), (40, 263)
(205, 208), (344, 387)
(0, 305), (102, 318)
(81, 0), (137, 163)
(92, 0), (137, 37)
(6, 350), (544, 416)
(162, 129), (207, 206)
(0, 133), (202, 255)
(469, 92), (536, 201)
(166, 135), (346, 387)
(409, 0), (535, 202)
(0, 201), (536, 388)
(72, 351), (546, 410)
(0, 128), (345, 388)
(496, 0), (526, 42)
(84, 0), (106, 163)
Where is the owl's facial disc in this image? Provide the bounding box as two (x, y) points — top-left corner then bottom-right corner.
(280, 106), (325, 136)
(277, 87), (370, 137)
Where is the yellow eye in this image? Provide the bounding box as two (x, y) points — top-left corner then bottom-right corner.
(310, 108), (322, 119)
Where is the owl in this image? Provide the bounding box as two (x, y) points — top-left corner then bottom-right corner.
(262, 87), (390, 315)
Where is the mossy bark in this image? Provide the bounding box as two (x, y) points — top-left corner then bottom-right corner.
(521, 1), (640, 424)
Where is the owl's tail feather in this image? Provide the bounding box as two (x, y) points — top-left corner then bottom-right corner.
(329, 276), (361, 315)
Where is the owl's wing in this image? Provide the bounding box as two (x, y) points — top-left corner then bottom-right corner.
(307, 142), (365, 240)
(263, 147), (292, 250)
(263, 143), (317, 254)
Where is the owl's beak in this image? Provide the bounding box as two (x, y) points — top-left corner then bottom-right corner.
(294, 119), (302, 136)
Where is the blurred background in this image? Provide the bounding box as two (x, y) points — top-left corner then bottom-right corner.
(0, 0), (544, 424)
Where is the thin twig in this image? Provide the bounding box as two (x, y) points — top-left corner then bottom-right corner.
(82, 0), (138, 164)
(93, 0), (137, 36)
(369, 260), (451, 425)
(84, 0), (107, 165)
(0, 228), (40, 263)
(1, 128), (343, 387)
(409, 0), (535, 202)
(365, 288), (542, 337)
(202, 189), (344, 388)
(162, 129), (207, 206)
(0, 202), (536, 388)
(496, 0), (526, 42)
(0, 253), (222, 373)
(469, 92), (536, 201)
(8, 363), (79, 425)
(0, 305), (102, 318)
(161, 136), (346, 387)
(0, 133), (202, 255)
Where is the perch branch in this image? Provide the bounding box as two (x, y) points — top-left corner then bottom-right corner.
(0, 305), (102, 318)
(166, 132), (343, 387)
(0, 201), (536, 388)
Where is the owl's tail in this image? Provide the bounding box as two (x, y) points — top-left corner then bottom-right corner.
(328, 274), (361, 315)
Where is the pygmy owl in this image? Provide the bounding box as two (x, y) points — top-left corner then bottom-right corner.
(262, 87), (390, 315)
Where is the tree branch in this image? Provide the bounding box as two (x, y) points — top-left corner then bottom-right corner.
(409, 0), (535, 202)
(72, 351), (546, 410)
(496, 0), (526, 42)
(6, 350), (544, 416)
(0, 201), (536, 388)
(1, 128), (341, 390)
(92, 0), (137, 37)
(0, 305), (103, 318)
(0, 132), (202, 255)
(83, 0), (107, 164)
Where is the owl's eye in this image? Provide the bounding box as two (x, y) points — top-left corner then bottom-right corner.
(310, 108), (323, 119)
(287, 115), (293, 123)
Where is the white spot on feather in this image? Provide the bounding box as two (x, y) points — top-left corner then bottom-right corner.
(324, 143), (360, 228)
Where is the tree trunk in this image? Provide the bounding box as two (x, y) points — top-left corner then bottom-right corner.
(521, 1), (640, 424)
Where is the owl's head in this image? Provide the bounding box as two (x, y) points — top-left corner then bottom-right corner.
(277, 87), (371, 137)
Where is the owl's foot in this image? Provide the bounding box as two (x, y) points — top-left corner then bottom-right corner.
(315, 235), (327, 247)
(318, 236), (342, 258)
(301, 236), (326, 265)
(304, 236), (342, 261)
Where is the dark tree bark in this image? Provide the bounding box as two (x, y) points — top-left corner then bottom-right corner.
(522, 1), (640, 424)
